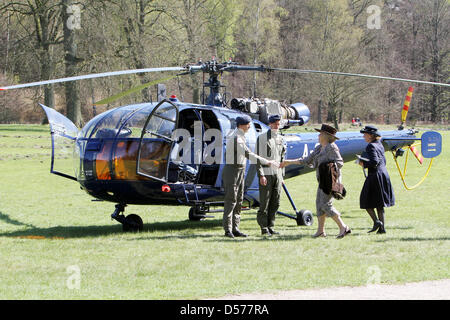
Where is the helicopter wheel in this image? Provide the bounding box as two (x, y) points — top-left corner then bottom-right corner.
(296, 209), (314, 226)
(122, 214), (144, 232)
(188, 207), (206, 221)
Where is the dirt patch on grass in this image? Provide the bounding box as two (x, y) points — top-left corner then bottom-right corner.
(211, 279), (450, 300)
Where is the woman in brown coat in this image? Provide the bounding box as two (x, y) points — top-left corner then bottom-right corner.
(283, 124), (351, 238)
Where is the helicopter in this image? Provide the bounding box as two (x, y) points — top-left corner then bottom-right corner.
(1, 59), (447, 232)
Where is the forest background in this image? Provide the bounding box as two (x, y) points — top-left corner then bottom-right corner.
(0, 0), (448, 128)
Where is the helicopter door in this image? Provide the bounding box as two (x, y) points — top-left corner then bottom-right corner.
(136, 100), (179, 182)
(39, 104), (78, 181)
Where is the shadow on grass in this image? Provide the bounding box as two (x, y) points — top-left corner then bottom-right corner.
(145, 218), (223, 233)
(205, 233), (312, 242)
(136, 232), (314, 241)
(374, 237), (450, 242)
(0, 214), (247, 239)
(345, 226), (414, 231)
(0, 224), (123, 239)
(0, 211), (36, 228)
(129, 234), (219, 241)
(1, 210), (426, 241)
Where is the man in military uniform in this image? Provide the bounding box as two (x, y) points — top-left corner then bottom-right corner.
(222, 115), (278, 238)
(256, 114), (286, 236)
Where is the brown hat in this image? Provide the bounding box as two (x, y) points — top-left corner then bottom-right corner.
(315, 124), (339, 140)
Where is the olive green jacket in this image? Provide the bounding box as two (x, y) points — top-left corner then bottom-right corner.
(256, 129), (286, 177)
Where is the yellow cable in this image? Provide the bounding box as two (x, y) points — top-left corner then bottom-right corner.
(403, 145), (409, 177)
(392, 146), (434, 190)
(403, 142), (421, 177)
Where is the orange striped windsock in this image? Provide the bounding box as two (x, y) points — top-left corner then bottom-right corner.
(410, 145), (423, 165)
(401, 87), (414, 123)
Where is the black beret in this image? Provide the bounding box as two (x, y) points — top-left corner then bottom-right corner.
(360, 125), (380, 136)
(268, 114), (281, 123)
(236, 115), (252, 126)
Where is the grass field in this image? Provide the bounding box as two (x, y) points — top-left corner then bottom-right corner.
(0, 123), (449, 299)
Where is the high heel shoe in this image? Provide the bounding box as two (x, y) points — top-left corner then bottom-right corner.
(377, 227), (386, 234)
(312, 232), (327, 238)
(336, 227), (351, 239)
(368, 220), (383, 233)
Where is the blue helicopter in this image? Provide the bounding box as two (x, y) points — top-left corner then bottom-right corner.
(1, 60), (447, 231)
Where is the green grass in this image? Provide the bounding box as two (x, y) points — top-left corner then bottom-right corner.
(0, 124), (448, 299)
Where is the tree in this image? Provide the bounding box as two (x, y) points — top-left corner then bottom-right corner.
(367, 0), (449, 123)
(301, 0), (368, 129)
(118, 0), (170, 101)
(234, 0), (285, 97)
(204, 0), (238, 59)
(62, 0), (82, 126)
(0, 0), (64, 112)
(418, 0), (449, 122)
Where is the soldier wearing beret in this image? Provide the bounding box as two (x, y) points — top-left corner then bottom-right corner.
(222, 115), (279, 238)
(256, 114), (286, 236)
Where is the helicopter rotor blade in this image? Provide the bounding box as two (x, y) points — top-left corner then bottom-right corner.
(268, 68), (450, 87)
(0, 67), (186, 91)
(222, 65), (269, 72)
(93, 74), (179, 105)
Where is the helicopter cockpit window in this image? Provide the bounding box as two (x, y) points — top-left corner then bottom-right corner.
(119, 104), (155, 138)
(79, 109), (115, 139)
(88, 106), (138, 140)
(153, 103), (177, 122)
(137, 101), (179, 182)
(145, 115), (175, 139)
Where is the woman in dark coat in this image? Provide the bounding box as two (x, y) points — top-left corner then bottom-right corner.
(358, 125), (395, 234)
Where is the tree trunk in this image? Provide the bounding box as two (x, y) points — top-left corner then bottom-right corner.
(317, 99), (322, 123)
(41, 48), (54, 125)
(328, 102), (339, 130)
(326, 109), (333, 122)
(5, 11), (10, 74)
(62, 0), (82, 127)
(37, 4), (59, 124)
(252, 2), (261, 97)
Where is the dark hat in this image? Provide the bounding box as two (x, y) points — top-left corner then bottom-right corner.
(360, 125), (380, 136)
(236, 115), (252, 126)
(315, 124), (339, 140)
(268, 114), (281, 123)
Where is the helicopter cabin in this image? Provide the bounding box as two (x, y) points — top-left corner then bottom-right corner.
(74, 101), (265, 190)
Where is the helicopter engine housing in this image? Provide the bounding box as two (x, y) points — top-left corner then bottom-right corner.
(229, 97), (310, 128)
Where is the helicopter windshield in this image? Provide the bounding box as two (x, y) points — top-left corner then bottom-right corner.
(77, 102), (180, 183)
(88, 105), (144, 139)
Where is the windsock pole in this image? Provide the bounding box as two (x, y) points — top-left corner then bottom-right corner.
(401, 86), (414, 127)
(410, 145), (424, 165)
